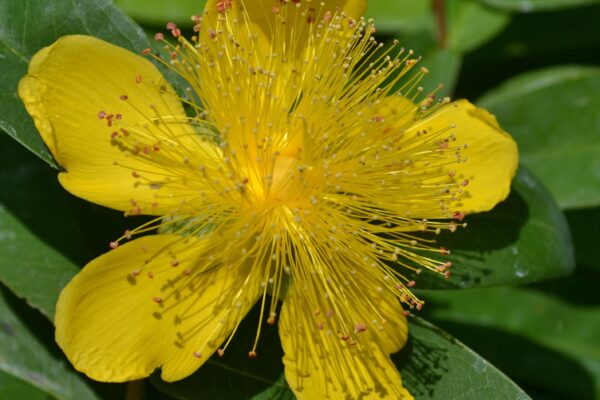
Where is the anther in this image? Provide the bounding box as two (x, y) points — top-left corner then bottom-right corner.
(154, 32), (164, 41)
(152, 297), (162, 303)
(193, 351), (202, 358)
(248, 351), (257, 358)
(97, 111), (106, 120)
(407, 280), (416, 288)
(109, 241), (119, 249)
(452, 212), (465, 221)
(217, 349), (225, 357)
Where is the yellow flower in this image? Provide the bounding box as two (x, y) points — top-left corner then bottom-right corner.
(18, 0), (517, 398)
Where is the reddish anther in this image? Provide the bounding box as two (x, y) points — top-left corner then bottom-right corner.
(452, 212), (465, 221)
(98, 111), (106, 119)
(248, 351), (257, 358)
(141, 48), (152, 55)
(152, 297), (162, 303)
(109, 241), (119, 249)
(119, 95), (128, 101)
(154, 32), (165, 41)
(216, 0), (232, 13)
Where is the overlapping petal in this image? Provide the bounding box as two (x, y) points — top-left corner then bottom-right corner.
(375, 97), (518, 215)
(18, 35), (219, 215)
(55, 234), (261, 382)
(279, 282), (412, 399)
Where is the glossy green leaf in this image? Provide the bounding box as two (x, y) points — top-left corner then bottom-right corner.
(408, 167), (575, 289)
(421, 270), (600, 400)
(115, 0), (206, 26)
(395, 316), (530, 400)
(0, 0), (149, 168)
(479, 66), (600, 209)
(447, 0), (510, 53)
(367, 0), (508, 54)
(366, 0), (434, 34)
(0, 370), (50, 400)
(0, 286), (99, 400)
(0, 134), (86, 319)
(479, 0), (600, 12)
(419, 47), (462, 97)
(566, 207), (600, 269)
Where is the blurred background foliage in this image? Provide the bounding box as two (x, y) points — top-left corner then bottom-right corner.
(0, 0), (599, 399)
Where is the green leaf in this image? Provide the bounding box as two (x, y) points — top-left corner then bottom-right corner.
(366, 0), (434, 34)
(115, 0), (206, 26)
(0, 370), (51, 400)
(410, 167), (575, 289)
(479, 66), (600, 209)
(0, 0), (150, 168)
(446, 0), (510, 53)
(0, 133), (86, 319)
(0, 286), (99, 400)
(421, 270), (600, 400)
(478, 0), (600, 12)
(368, 0), (508, 55)
(419, 47), (462, 97)
(395, 316), (530, 400)
(566, 207), (600, 269)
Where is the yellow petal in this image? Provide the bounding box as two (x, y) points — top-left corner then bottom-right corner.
(279, 283), (412, 399)
(419, 100), (518, 213)
(55, 234), (260, 382)
(202, 0), (366, 56)
(374, 96), (518, 215)
(19, 35), (216, 215)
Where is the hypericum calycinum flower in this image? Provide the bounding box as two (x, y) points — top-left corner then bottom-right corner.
(19, 0), (517, 398)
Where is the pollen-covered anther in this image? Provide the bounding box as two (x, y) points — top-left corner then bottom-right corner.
(216, 0), (232, 13)
(217, 348), (225, 357)
(452, 212), (466, 221)
(166, 22), (181, 37)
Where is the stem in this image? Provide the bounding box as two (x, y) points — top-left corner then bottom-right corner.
(433, 0), (448, 48)
(125, 380), (143, 400)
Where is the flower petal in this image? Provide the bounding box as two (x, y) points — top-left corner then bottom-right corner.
(279, 283), (412, 399)
(419, 100), (518, 213)
(203, 0), (366, 54)
(55, 234), (260, 382)
(375, 97), (518, 215)
(19, 35), (216, 215)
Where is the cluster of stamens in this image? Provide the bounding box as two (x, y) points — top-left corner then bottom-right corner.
(99, 0), (469, 367)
